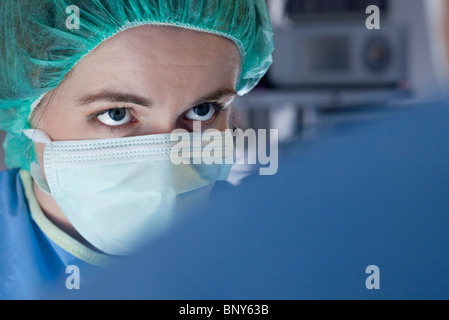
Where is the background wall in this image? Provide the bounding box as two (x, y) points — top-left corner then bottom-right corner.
(391, 0), (439, 99)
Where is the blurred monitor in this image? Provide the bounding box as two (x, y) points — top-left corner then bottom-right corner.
(268, 0), (406, 90)
(285, 0), (389, 20)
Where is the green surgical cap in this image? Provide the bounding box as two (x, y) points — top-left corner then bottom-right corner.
(0, 0), (274, 170)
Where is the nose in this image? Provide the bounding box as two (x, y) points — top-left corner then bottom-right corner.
(145, 118), (178, 135)
(136, 109), (182, 136)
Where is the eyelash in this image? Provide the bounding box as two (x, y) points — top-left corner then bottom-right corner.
(87, 103), (228, 132)
(86, 106), (133, 133)
(183, 102), (227, 121)
(89, 106), (130, 119)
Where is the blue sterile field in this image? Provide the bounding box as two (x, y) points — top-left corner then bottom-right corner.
(54, 102), (449, 300)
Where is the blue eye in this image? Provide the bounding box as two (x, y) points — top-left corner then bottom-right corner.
(97, 108), (132, 126)
(185, 103), (217, 121)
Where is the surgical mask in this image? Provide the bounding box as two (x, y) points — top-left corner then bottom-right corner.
(24, 129), (233, 255)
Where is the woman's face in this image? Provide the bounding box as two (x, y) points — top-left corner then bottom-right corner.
(31, 26), (241, 140)
(28, 26), (241, 246)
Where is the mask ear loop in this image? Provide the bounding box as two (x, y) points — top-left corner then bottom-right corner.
(23, 129), (53, 195)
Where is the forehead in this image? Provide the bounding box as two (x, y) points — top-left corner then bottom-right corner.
(68, 26), (241, 96)
(103, 25), (241, 62)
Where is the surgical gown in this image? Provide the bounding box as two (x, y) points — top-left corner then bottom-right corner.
(0, 169), (110, 299)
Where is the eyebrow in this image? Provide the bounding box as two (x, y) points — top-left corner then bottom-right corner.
(75, 87), (237, 108)
(76, 90), (152, 107)
(191, 87), (237, 106)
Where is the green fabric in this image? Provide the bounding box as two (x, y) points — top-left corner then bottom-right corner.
(0, 0), (274, 170)
(19, 170), (113, 266)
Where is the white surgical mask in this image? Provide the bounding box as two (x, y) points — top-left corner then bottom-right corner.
(24, 129), (233, 255)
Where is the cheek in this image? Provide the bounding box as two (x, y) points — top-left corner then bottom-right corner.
(37, 110), (65, 139)
(32, 82), (95, 140)
(214, 110), (230, 131)
(37, 103), (94, 141)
